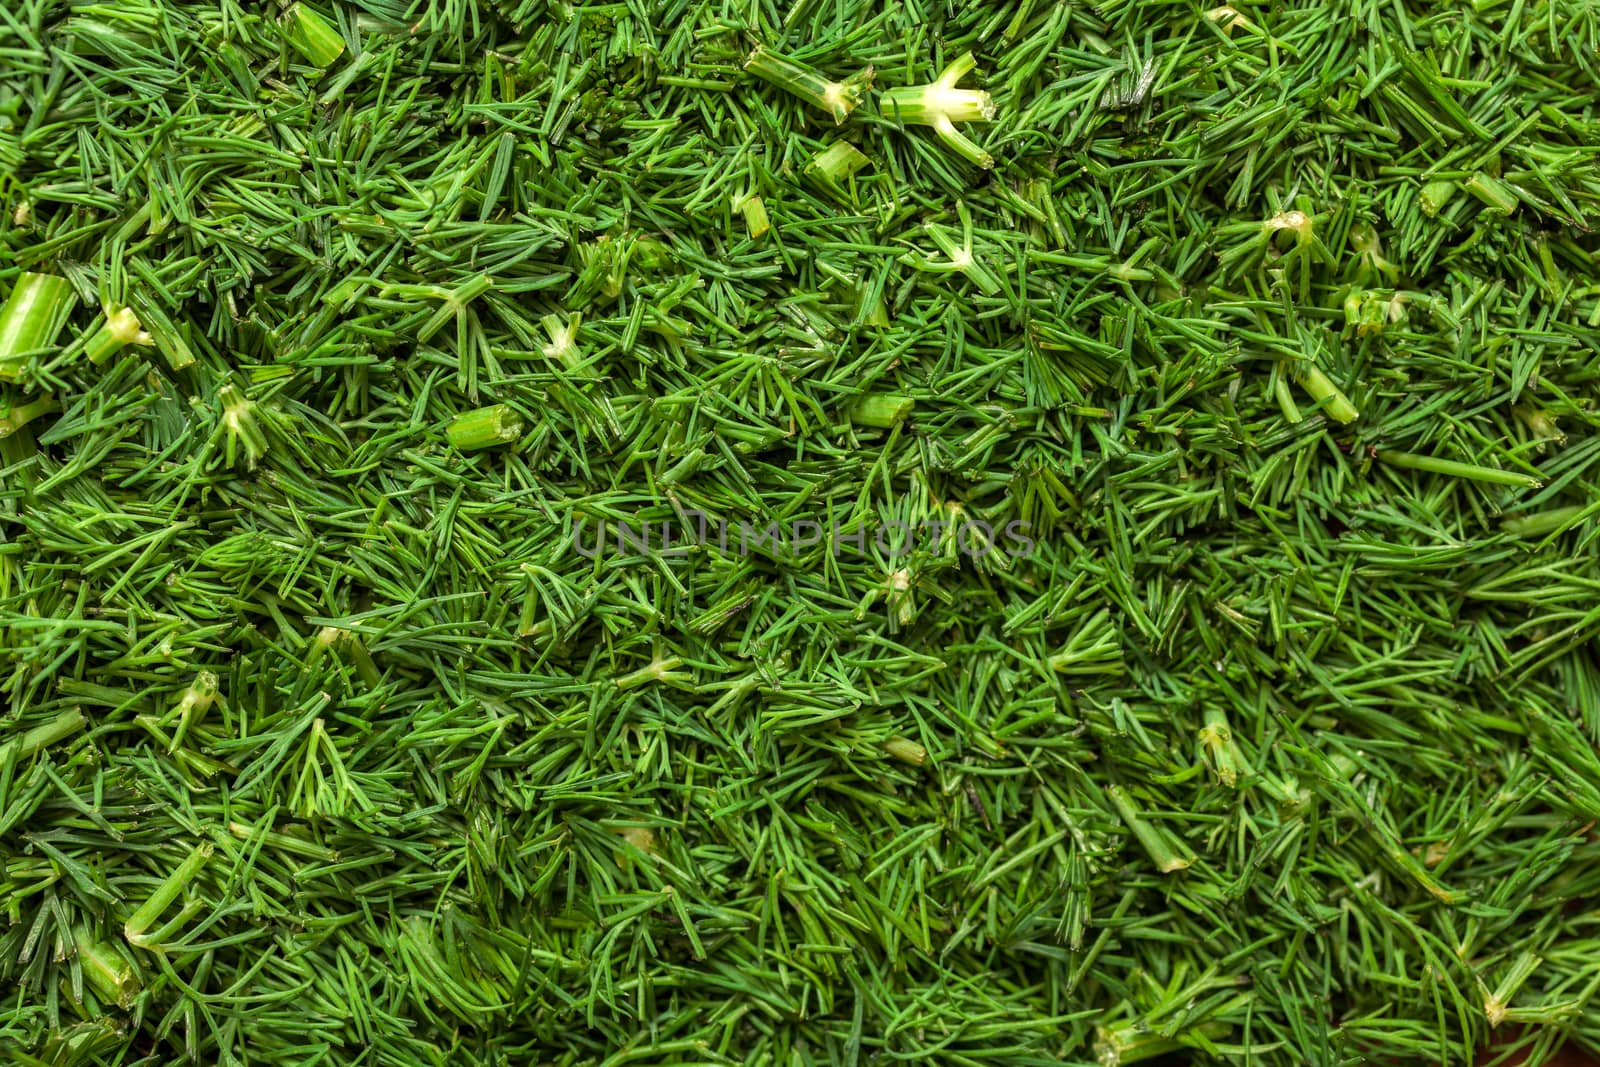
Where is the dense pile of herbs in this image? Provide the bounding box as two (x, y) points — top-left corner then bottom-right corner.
(3, 0), (1600, 1063)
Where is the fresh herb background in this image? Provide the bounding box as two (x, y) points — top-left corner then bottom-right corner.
(3, 0), (1600, 1064)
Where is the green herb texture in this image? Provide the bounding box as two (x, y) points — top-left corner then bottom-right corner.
(2, 0), (1600, 1065)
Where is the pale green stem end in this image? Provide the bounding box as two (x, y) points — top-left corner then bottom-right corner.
(1419, 179), (1458, 217)
(739, 195), (770, 239)
(744, 46), (873, 124)
(74, 927), (141, 1008)
(1297, 363), (1358, 423)
(124, 842), (214, 948)
(282, 3), (346, 68)
(851, 394), (914, 428)
(447, 404), (523, 451)
(0, 707), (85, 764)
(1107, 784), (1195, 873)
(1502, 506), (1585, 538)
(806, 141), (871, 186)
(0, 272), (78, 380)
(85, 305), (154, 365)
(0, 394), (61, 439)
(884, 736), (927, 765)
(1465, 173), (1518, 216)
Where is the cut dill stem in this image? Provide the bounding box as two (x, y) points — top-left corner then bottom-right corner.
(1465, 172), (1519, 215)
(1047, 608), (1123, 675)
(72, 927), (140, 1009)
(1106, 784), (1195, 873)
(540, 312), (583, 367)
(743, 45), (873, 125)
(307, 627), (382, 689)
(1483, 951), (1541, 1026)
(1295, 362), (1358, 423)
(218, 384), (269, 468)
(901, 201), (1004, 294)
(124, 842), (213, 949)
(884, 736), (928, 765)
(0, 271), (77, 380)
(1095, 1021), (1232, 1066)
(281, 3), (345, 68)
(1197, 708), (1253, 787)
(1376, 449), (1541, 488)
(735, 192), (770, 238)
(851, 394), (914, 428)
(83, 305), (154, 365)
(165, 671), (218, 752)
(1419, 179), (1458, 216)
(0, 394), (59, 438)
(1512, 405), (1563, 445)
(879, 52), (997, 167)
(805, 141), (870, 190)
(0, 707), (85, 764)
(1348, 222), (1399, 284)
(1203, 5), (1255, 35)
(1501, 506), (1585, 537)
(417, 273), (493, 344)
(614, 654), (690, 689)
(226, 820), (339, 862)
(446, 404), (523, 450)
